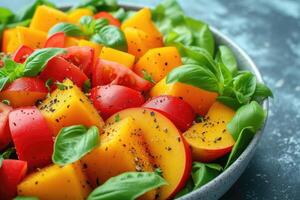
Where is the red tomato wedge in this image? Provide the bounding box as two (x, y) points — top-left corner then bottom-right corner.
(0, 102), (13, 150)
(143, 95), (195, 131)
(0, 159), (27, 200)
(90, 85), (145, 119)
(94, 11), (121, 27)
(92, 59), (152, 92)
(44, 32), (65, 48)
(63, 46), (94, 76)
(0, 77), (48, 107)
(39, 56), (88, 89)
(9, 107), (54, 170)
(12, 45), (34, 63)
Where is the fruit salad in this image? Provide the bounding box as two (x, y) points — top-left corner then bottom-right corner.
(0, 0), (272, 199)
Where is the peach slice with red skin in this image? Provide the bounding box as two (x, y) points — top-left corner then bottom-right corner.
(107, 108), (192, 200)
(183, 102), (236, 162)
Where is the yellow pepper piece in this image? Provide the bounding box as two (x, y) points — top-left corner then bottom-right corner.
(68, 8), (93, 24)
(79, 39), (102, 58)
(39, 79), (104, 136)
(30, 5), (68, 32)
(2, 26), (47, 53)
(134, 47), (182, 82)
(151, 77), (218, 116)
(99, 46), (135, 69)
(18, 163), (91, 200)
(65, 36), (80, 47)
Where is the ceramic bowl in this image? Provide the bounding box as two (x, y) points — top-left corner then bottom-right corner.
(121, 4), (269, 200)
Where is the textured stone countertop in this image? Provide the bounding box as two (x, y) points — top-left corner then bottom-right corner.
(0, 0), (299, 199)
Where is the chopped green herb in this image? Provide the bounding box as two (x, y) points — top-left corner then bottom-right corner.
(55, 81), (68, 90)
(1, 99), (10, 106)
(142, 69), (155, 84)
(114, 114), (120, 122)
(83, 79), (91, 93)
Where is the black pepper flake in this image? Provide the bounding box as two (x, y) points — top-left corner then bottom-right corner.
(150, 111), (155, 116)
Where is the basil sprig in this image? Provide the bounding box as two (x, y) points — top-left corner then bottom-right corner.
(52, 125), (99, 166)
(87, 171), (167, 200)
(0, 48), (64, 91)
(175, 162), (223, 198)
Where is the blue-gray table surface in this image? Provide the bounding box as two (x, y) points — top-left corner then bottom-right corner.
(1, 0), (299, 199)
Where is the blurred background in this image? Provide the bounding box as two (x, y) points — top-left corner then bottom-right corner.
(0, 0), (299, 199)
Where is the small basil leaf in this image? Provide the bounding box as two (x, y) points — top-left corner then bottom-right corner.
(94, 18), (109, 32)
(166, 64), (222, 94)
(48, 23), (84, 36)
(53, 125), (99, 166)
(227, 101), (265, 141)
(252, 82), (273, 99)
(80, 15), (93, 26)
(0, 147), (16, 168)
(13, 196), (39, 200)
(114, 114), (120, 122)
(0, 77), (10, 91)
(142, 69), (155, 84)
(216, 45), (238, 75)
(192, 162), (223, 189)
(24, 48), (66, 76)
(2, 99), (10, 106)
(217, 96), (242, 110)
(55, 81), (68, 90)
(233, 72), (256, 104)
(87, 171), (167, 200)
(91, 25), (127, 51)
(73, 0), (118, 11)
(83, 79), (91, 93)
(6, 19), (31, 29)
(174, 178), (194, 198)
(224, 128), (255, 169)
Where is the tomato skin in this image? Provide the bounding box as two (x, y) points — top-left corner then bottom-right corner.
(63, 46), (94, 76)
(92, 59), (152, 92)
(90, 85), (145, 119)
(0, 159), (27, 200)
(0, 77), (48, 108)
(12, 45), (34, 63)
(44, 32), (65, 48)
(143, 95), (195, 131)
(94, 12), (121, 27)
(39, 56), (88, 89)
(9, 107), (54, 170)
(0, 102), (13, 150)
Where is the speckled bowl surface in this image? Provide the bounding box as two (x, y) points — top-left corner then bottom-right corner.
(120, 4), (269, 200)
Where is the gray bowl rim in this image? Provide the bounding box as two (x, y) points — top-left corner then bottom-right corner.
(121, 3), (269, 199)
(62, 2), (269, 199)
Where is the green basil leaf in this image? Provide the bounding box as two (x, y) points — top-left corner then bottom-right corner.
(80, 15), (94, 26)
(192, 162), (223, 189)
(87, 171), (167, 200)
(83, 79), (91, 93)
(233, 72), (257, 104)
(91, 25), (127, 51)
(13, 196), (39, 200)
(224, 128), (255, 169)
(53, 125), (99, 166)
(0, 7), (14, 24)
(2, 99), (10, 106)
(0, 77), (10, 91)
(23, 48), (66, 76)
(94, 18), (109, 32)
(48, 23), (84, 36)
(0, 147), (16, 168)
(111, 8), (132, 22)
(0, 58), (25, 91)
(142, 69), (155, 84)
(227, 101), (265, 141)
(252, 82), (273, 99)
(166, 64), (222, 94)
(6, 19), (31, 29)
(114, 114), (120, 122)
(216, 46), (238, 75)
(217, 96), (242, 110)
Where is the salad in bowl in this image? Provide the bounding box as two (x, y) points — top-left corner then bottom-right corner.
(0, 0), (272, 199)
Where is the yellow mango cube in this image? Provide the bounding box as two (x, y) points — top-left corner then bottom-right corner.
(123, 27), (163, 58)
(68, 8), (93, 24)
(2, 26), (47, 53)
(121, 8), (163, 41)
(99, 47), (135, 69)
(134, 47), (182, 82)
(18, 163), (91, 200)
(39, 79), (104, 136)
(79, 39), (102, 58)
(30, 5), (68, 32)
(150, 77), (218, 116)
(81, 117), (154, 187)
(65, 37), (80, 47)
